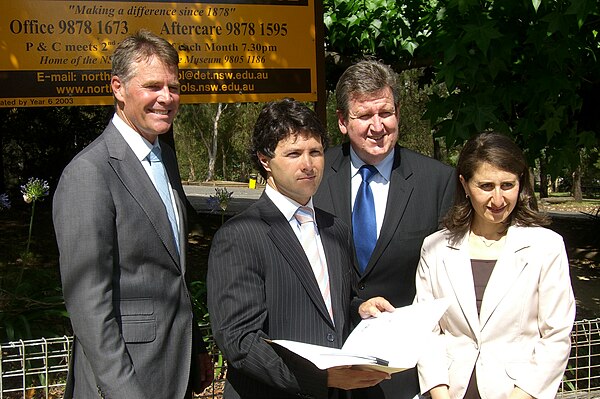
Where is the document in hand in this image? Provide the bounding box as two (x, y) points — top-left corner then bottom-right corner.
(268, 298), (449, 374)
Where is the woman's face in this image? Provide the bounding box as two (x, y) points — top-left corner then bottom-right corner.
(460, 162), (520, 234)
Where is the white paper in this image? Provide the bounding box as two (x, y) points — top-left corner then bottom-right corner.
(268, 298), (449, 373)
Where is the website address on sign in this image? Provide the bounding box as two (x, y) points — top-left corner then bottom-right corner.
(180, 82), (256, 92)
(53, 81), (258, 95)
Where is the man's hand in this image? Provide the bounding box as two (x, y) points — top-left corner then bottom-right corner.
(327, 366), (391, 390)
(192, 352), (214, 394)
(358, 296), (395, 319)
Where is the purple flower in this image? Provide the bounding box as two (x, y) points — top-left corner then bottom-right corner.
(21, 177), (50, 203)
(206, 188), (234, 212)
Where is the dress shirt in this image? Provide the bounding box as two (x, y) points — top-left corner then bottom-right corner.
(350, 147), (394, 238)
(264, 185), (328, 271)
(112, 114), (180, 231)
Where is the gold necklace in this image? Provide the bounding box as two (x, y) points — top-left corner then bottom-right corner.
(471, 231), (505, 247)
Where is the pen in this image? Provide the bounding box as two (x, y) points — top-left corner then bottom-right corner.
(372, 357), (389, 366)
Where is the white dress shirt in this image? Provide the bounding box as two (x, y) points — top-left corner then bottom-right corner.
(264, 185), (328, 270)
(112, 114), (180, 231)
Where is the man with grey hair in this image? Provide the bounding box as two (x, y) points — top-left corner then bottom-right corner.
(54, 30), (212, 398)
(314, 60), (456, 399)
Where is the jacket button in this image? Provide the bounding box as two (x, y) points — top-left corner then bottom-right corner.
(359, 284), (365, 290)
(326, 333), (335, 342)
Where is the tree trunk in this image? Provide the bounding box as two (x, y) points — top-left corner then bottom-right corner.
(539, 155), (549, 199)
(187, 155), (196, 182)
(206, 103), (226, 181)
(221, 146), (227, 181)
(433, 137), (442, 161)
(572, 166), (583, 201)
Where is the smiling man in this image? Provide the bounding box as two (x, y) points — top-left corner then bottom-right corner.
(53, 30), (212, 399)
(314, 60), (456, 399)
(207, 98), (394, 399)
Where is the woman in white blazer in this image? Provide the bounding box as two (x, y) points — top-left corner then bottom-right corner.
(415, 132), (575, 399)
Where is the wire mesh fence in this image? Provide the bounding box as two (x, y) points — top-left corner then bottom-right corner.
(0, 336), (72, 399)
(2, 319), (598, 399)
(557, 318), (600, 399)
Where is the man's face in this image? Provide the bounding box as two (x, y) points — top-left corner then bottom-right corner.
(111, 55), (180, 143)
(259, 133), (324, 205)
(338, 86), (399, 165)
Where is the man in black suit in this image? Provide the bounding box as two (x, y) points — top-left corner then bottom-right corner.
(314, 60), (456, 399)
(207, 99), (393, 399)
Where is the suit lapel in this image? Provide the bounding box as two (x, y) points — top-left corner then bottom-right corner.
(161, 142), (188, 270)
(479, 227), (529, 330)
(259, 195), (335, 327)
(325, 144), (353, 224)
(104, 125), (181, 268)
(366, 146), (414, 274)
(316, 209), (344, 330)
(444, 234), (481, 338)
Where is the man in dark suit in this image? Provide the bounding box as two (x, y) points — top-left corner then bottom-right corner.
(207, 99), (394, 399)
(53, 30), (212, 399)
(313, 60), (456, 399)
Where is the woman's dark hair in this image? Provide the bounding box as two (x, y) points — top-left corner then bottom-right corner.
(250, 98), (328, 179)
(444, 131), (549, 238)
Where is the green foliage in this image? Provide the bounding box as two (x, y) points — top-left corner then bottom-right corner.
(324, 0), (600, 178)
(0, 267), (69, 342)
(189, 279), (226, 379)
(174, 103), (260, 182)
(0, 106), (111, 193)
(323, 0), (435, 64)
(422, 0), (599, 172)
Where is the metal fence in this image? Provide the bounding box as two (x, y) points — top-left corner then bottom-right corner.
(2, 319), (599, 399)
(557, 318), (600, 398)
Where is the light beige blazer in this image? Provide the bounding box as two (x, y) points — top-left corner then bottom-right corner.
(415, 225), (575, 399)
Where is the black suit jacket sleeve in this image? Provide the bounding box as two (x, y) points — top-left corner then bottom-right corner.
(207, 199), (330, 399)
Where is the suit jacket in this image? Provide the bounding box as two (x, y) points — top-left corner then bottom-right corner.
(207, 193), (359, 399)
(415, 226), (575, 399)
(313, 143), (456, 399)
(53, 122), (198, 399)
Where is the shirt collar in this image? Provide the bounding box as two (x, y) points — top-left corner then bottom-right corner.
(112, 113), (156, 161)
(349, 146), (394, 182)
(265, 184), (316, 225)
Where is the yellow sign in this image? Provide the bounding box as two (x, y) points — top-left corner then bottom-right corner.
(0, 0), (318, 107)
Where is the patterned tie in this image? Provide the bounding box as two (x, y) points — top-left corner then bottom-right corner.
(147, 146), (180, 253)
(294, 206), (334, 322)
(353, 165), (378, 273)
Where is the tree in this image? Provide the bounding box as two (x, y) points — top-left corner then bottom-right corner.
(324, 0), (600, 179)
(0, 106), (110, 196)
(174, 103), (259, 182)
(175, 103), (229, 182)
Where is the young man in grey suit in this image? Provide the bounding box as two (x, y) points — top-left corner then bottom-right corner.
(313, 60), (456, 399)
(207, 98), (394, 399)
(53, 30), (212, 398)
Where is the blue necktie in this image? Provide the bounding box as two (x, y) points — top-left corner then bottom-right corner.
(148, 146), (180, 253)
(353, 165), (378, 273)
